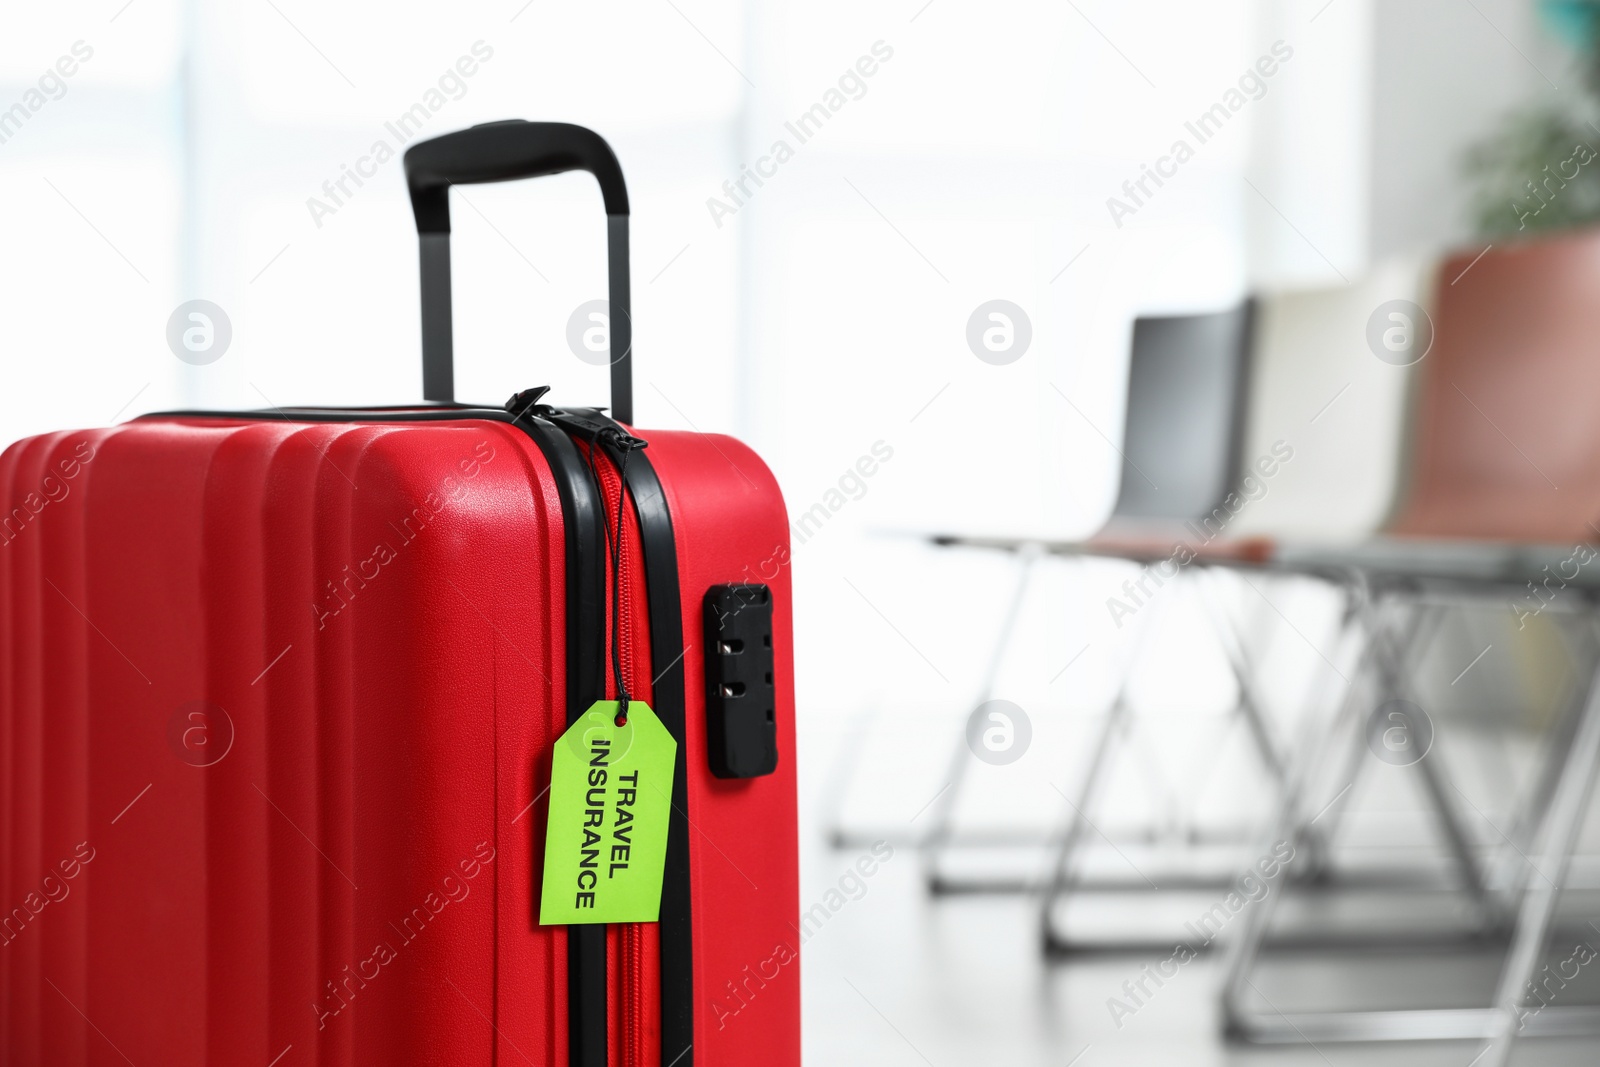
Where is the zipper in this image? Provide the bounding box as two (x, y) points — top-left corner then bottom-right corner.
(519, 399), (648, 722)
(527, 398), (652, 1067)
(587, 445), (634, 719)
(506, 393), (621, 1067)
(622, 923), (644, 1067)
(585, 430), (648, 1067)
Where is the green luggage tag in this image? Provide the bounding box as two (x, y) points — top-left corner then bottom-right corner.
(539, 700), (677, 925)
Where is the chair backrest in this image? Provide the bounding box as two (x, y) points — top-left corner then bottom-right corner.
(1390, 227), (1600, 543)
(1230, 259), (1429, 543)
(1111, 303), (1255, 523)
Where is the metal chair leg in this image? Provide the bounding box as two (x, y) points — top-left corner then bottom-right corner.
(1036, 680), (1135, 950)
(920, 544), (1040, 887)
(1304, 596), (1447, 874)
(1038, 571), (1311, 952)
(1478, 621), (1600, 1066)
(1193, 566), (1343, 866)
(1360, 595), (1500, 930)
(1219, 586), (1373, 1029)
(1224, 600), (1600, 1046)
(1032, 571), (1188, 945)
(1040, 570), (1349, 944)
(1488, 613), (1597, 898)
(1195, 566), (1294, 792)
(1035, 570), (1344, 946)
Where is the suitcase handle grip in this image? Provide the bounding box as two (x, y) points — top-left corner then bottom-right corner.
(403, 121), (633, 422)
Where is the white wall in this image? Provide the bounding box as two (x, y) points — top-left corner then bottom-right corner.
(1368, 0), (1567, 260)
(1247, 0), (1372, 286)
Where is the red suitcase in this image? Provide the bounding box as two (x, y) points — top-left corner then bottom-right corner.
(0, 122), (800, 1067)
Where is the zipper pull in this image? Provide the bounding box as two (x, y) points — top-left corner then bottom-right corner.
(592, 425), (646, 727)
(537, 406), (613, 441)
(533, 404), (651, 727)
(538, 406), (650, 456)
(597, 425), (648, 458)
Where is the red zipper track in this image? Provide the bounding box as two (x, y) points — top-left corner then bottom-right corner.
(588, 440), (645, 1067)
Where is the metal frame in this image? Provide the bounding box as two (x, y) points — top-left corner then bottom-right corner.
(1219, 595), (1600, 1056)
(915, 550), (1304, 905)
(831, 540), (1533, 912)
(1037, 566), (1600, 965)
(1039, 574), (1379, 954)
(825, 538), (1313, 857)
(917, 542), (1043, 887)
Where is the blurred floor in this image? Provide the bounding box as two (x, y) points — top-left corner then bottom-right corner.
(795, 555), (1600, 1063)
(797, 839), (1600, 1066)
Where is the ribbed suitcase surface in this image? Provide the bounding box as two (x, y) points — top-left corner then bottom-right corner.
(1, 415), (800, 1066)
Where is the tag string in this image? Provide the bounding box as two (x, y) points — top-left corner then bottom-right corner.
(585, 432), (638, 726)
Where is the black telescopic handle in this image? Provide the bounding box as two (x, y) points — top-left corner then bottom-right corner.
(403, 121), (633, 422)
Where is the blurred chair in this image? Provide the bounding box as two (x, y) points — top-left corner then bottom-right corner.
(1102, 305), (1258, 528)
(1220, 228), (1600, 1059)
(1202, 259), (1432, 879)
(910, 302), (1302, 909)
(1229, 257), (1428, 544)
(1031, 263), (1458, 950)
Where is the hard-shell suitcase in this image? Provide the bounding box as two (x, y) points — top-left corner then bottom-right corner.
(0, 121), (801, 1067)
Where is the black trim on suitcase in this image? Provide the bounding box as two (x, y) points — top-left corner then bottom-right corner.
(624, 454), (694, 1067)
(540, 406), (695, 1066)
(605, 422), (695, 1067)
(526, 418), (613, 1067)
